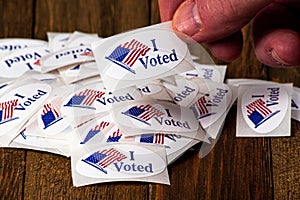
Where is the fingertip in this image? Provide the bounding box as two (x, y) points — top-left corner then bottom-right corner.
(254, 29), (300, 67)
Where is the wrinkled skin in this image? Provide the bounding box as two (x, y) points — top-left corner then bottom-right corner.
(158, 0), (300, 67)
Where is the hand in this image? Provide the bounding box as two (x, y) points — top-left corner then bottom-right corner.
(158, 0), (300, 67)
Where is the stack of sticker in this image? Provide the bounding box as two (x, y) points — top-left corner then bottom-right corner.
(0, 22), (297, 187)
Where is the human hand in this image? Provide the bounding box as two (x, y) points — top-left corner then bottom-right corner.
(158, 0), (300, 67)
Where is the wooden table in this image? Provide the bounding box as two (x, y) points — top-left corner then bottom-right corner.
(0, 1), (299, 199)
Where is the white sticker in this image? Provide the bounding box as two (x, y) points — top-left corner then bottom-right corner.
(180, 63), (226, 83)
(291, 87), (300, 111)
(0, 46), (51, 78)
(47, 32), (72, 51)
(92, 22), (194, 91)
(237, 84), (292, 136)
(112, 100), (199, 134)
(72, 143), (169, 186)
(75, 114), (113, 145)
(10, 129), (69, 156)
(40, 45), (94, 73)
(163, 76), (199, 107)
(0, 38), (47, 55)
(291, 87), (300, 121)
(136, 133), (200, 164)
(190, 82), (232, 129)
(64, 31), (100, 48)
(60, 83), (141, 117)
(0, 83), (51, 145)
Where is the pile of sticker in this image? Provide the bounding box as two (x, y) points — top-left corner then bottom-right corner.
(0, 22), (299, 187)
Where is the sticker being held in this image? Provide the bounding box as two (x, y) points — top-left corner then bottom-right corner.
(237, 84), (292, 137)
(92, 22), (196, 91)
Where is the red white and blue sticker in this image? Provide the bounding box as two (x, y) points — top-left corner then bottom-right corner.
(112, 100), (199, 134)
(72, 143), (169, 186)
(61, 83), (141, 117)
(92, 22), (194, 91)
(0, 83), (51, 145)
(237, 84), (292, 136)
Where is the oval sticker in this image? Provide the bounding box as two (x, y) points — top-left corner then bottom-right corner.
(0, 46), (50, 78)
(76, 143), (166, 178)
(61, 83), (142, 117)
(0, 83), (51, 136)
(241, 85), (288, 133)
(114, 100), (199, 133)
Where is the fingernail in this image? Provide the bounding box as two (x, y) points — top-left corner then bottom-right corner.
(270, 50), (292, 67)
(173, 1), (201, 36)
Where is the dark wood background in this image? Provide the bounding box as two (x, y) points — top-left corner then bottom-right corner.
(0, 0), (299, 199)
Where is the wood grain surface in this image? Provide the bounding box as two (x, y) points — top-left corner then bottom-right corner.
(0, 0), (299, 200)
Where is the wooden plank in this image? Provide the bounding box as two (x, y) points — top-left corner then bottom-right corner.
(34, 0), (150, 38)
(0, 0), (34, 199)
(268, 67), (300, 199)
(23, 0), (150, 199)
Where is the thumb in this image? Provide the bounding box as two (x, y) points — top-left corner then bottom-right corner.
(173, 0), (274, 43)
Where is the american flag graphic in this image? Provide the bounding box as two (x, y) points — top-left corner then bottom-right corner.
(140, 133), (165, 145)
(195, 96), (208, 115)
(80, 121), (110, 144)
(105, 39), (151, 74)
(246, 98), (272, 116)
(122, 104), (164, 125)
(192, 96), (216, 119)
(42, 103), (61, 117)
(0, 99), (18, 124)
(106, 128), (123, 143)
(82, 148), (127, 174)
(41, 103), (63, 129)
(64, 89), (105, 109)
(246, 98), (280, 128)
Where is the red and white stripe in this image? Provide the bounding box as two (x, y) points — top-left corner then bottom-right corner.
(154, 133), (165, 144)
(98, 148), (127, 168)
(92, 121), (110, 131)
(111, 128), (122, 138)
(0, 99), (18, 120)
(42, 103), (61, 118)
(77, 89), (105, 106)
(246, 98), (272, 117)
(137, 104), (164, 121)
(121, 39), (151, 67)
(195, 96), (208, 115)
